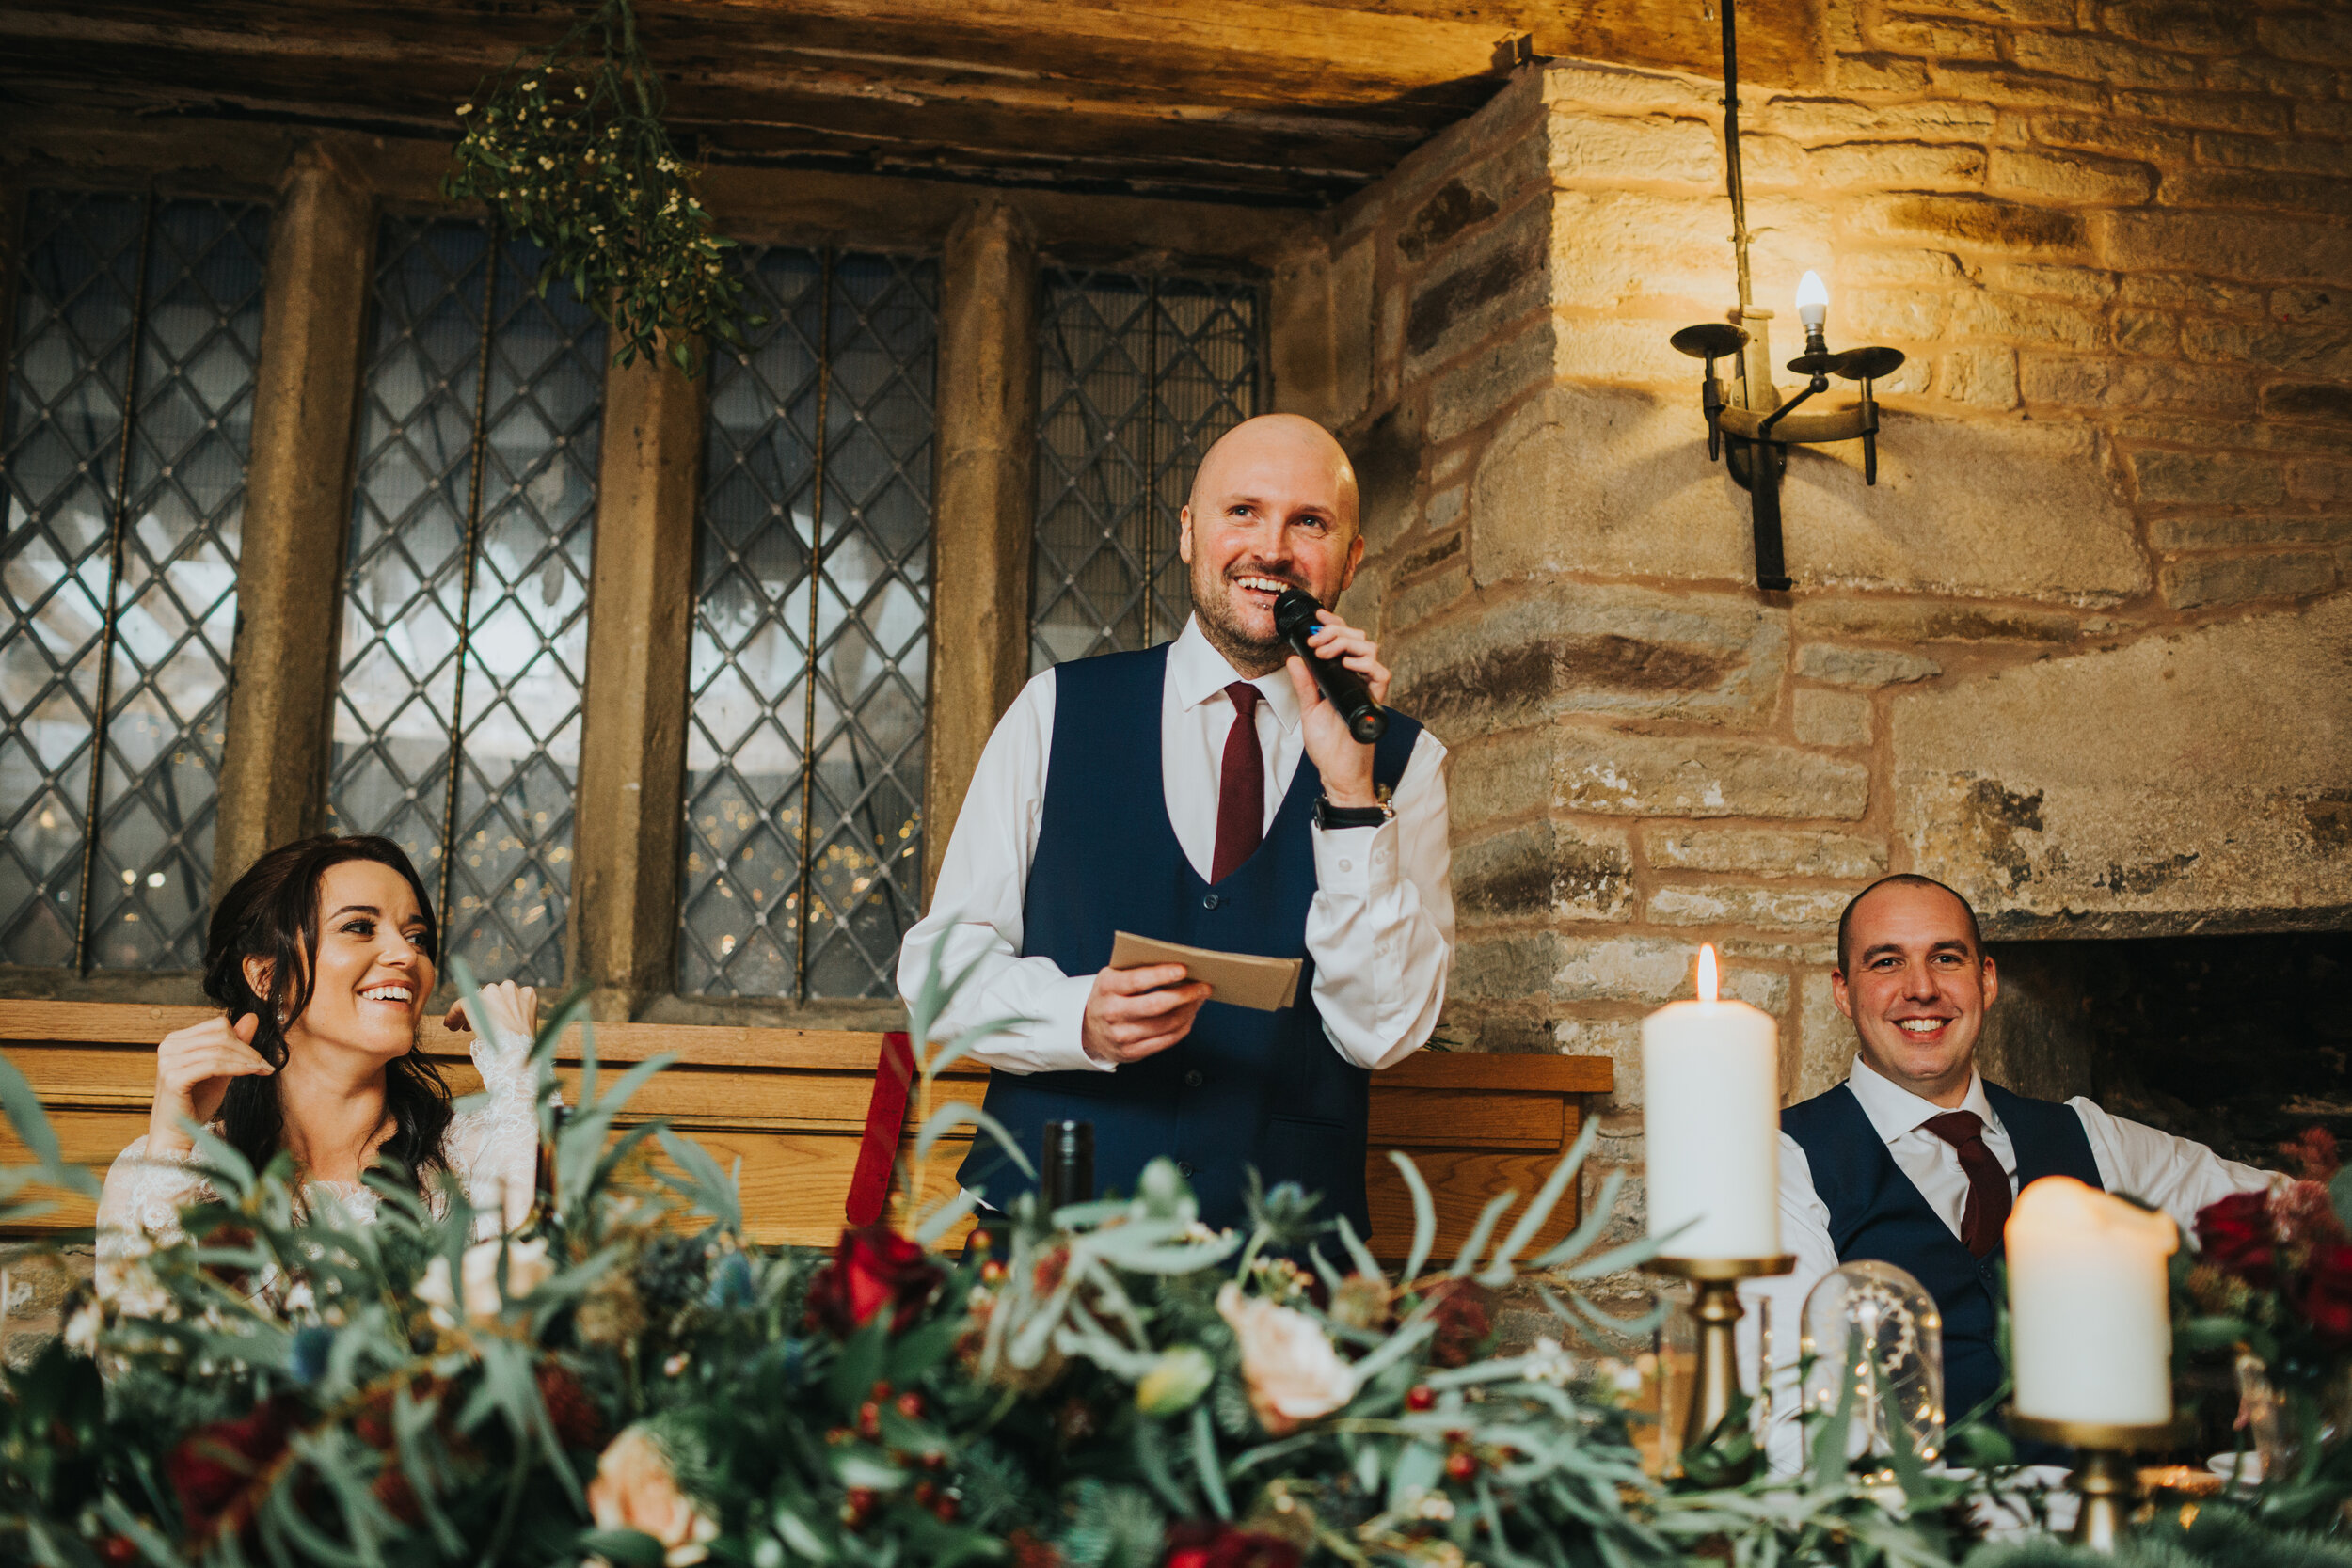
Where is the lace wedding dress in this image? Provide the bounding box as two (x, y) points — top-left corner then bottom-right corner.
(95, 1024), (543, 1313)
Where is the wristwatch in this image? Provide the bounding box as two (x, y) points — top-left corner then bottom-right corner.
(1313, 794), (1393, 830)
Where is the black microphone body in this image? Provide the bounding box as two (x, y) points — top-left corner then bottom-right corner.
(1272, 587), (1388, 744)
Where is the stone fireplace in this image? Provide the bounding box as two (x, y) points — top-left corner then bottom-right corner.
(1266, 30), (2352, 1226)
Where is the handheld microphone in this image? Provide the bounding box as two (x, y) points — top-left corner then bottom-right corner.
(1273, 587), (1388, 744)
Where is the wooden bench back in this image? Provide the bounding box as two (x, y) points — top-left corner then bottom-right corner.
(0, 1001), (1612, 1261)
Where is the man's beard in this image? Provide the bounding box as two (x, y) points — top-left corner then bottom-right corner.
(1192, 574), (1295, 677)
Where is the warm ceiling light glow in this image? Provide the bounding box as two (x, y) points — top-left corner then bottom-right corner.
(1696, 943), (1719, 1004)
(1796, 269), (1829, 330)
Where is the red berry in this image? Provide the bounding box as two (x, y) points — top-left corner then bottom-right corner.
(980, 1259), (1007, 1283)
(870, 1380), (894, 1401)
(934, 1493), (960, 1522)
(895, 1391), (926, 1419)
(914, 1481), (937, 1506)
(1445, 1450), (1478, 1482)
(1406, 1385), (1436, 1412)
(857, 1402), (882, 1440)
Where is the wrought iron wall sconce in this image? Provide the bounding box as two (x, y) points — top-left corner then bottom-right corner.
(1668, 3), (1905, 592)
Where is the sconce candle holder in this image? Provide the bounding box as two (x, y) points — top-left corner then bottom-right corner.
(1669, 0), (1907, 593)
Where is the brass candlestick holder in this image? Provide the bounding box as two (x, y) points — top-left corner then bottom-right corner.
(1647, 1254), (1795, 1481)
(2009, 1413), (2188, 1553)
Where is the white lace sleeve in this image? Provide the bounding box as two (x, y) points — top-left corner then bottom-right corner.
(445, 1024), (547, 1237)
(95, 1133), (216, 1316)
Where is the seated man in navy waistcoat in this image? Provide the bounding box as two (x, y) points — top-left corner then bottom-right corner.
(898, 413), (1455, 1236)
(1748, 873), (2269, 1471)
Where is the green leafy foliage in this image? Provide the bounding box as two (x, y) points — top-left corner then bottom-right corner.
(441, 0), (757, 372)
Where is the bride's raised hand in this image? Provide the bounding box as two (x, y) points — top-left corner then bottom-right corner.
(148, 1013), (272, 1156)
(444, 979), (539, 1053)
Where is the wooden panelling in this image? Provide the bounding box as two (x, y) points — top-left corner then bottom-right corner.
(0, 1003), (1608, 1259)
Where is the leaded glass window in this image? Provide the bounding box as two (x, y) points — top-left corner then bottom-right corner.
(328, 218), (602, 988)
(0, 191), (268, 970)
(680, 249), (936, 1002)
(1030, 271), (1260, 671)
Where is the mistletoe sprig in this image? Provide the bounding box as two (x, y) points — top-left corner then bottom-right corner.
(443, 0), (755, 372)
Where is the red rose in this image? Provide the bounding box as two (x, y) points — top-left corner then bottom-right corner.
(807, 1225), (944, 1337)
(1423, 1279), (1499, 1370)
(1164, 1521), (1303, 1568)
(166, 1395), (300, 1543)
(2195, 1191), (2277, 1286)
(2302, 1243), (2352, 1347)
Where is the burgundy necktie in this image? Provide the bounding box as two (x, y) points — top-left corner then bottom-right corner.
(1211, 682), (1264, 882)
(1923, 1110), (2012, 1259)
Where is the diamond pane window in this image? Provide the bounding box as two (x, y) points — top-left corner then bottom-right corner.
(328, 218), (602, 988)
(0, 191), (269, 970)
(1030, 271), (1260, 671)
(680, 249), (936, 1001)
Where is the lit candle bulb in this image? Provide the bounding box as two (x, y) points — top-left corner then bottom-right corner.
(1796, 270), (1830, 333)
(2007, 1176), (2178, 1426)
(1642, 945), (1781, 1259)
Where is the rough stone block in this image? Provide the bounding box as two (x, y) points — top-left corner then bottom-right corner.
(2112, 90), (2292, 134)
(2130, 450), (2285, 506)
(1939, 345), (2021, 408)
(2029, 115), (2198, 166)
(2202, 55), (2340, 101)
(1791, 971), (1853, 1102)
(1405, 198), (1549, 372)
(2010, 31), (2201, 87)
(1868, 14), (2002, 58)
(1949, 288), (2107, 350)
(2182, 318), (2352, 379)
(1813, 140), (1988, 190)
(2147, 514), (2352, 550)
(1548, 189), (1751, 312)
(1395, 133), (1548, 264)
(1794, 643), (1943, 687)
(2258, 10), (2352, 64)
(1842, 249), (1976, 287)
(1391, 582), (1790, 729)
(1890, 592), (2352, 929)
(1647, 882), (1854, 933)
(2191, 131), (2349, 179)
(1647, 824), (1887, 879)
(1852, 194), (2087, 254)
(1933, 61), (2122, 108)
(1985, 262), (2119, 306)
(2101, 0), (2254, 53)
(2113, 308), (2179, 356)
(1552, 317), (1721, 385)
(1792, 595), (2090, 643)
(1549, 1015), (1645, 1104)
(2296, 102), (2352, 139)
(1841, 286), (1949, 342)
(2162, 167), (2352, 219)
(1388, 564), (1471, 633)
(1451, 931), (1568, 1001)
(1733, 134), (1814, 190)
(1755, 95), (1998, 145)
(1550, 934), (1708, 1003)
(1422, 324), (1553, 445)
(2263, 383), (2352, 425)
(1453, 818), (1635, 924)
(2158, 551), (2337, 609)
(2019, 355), (2254, 414)
(1549, 114), (1722, 185)
(1539, 62), (1718, 113)
(1552, 726), (1871, 819)
(2287, 459), (2352, 503)
(1897, 0), (2074, 23)
(1833, 53), (1935, 92)
(2274, 288), (2352, 325)
(2116, 273), (2266, 314)
(1794, 687), (1872, 749)
(1471, 388), (2148, 601)
(1989, 147), (2156, 205)
(1447, 725), (1555, 827)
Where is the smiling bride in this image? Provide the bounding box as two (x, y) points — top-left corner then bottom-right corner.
(96, 834), (548, 1309)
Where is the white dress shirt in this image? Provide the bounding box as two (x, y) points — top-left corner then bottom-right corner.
(1740, 1054), (2272, 1473)
(898, 615), (1455, 1076)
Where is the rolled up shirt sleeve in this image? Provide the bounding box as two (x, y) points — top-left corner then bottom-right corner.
(896, 669), (1112, 1077)
(1304, 730), (1454, 1071)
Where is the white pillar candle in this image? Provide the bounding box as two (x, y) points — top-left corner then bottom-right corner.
(2007, 1176), (2178, 1426)
(1643, 945), (1781, 1259)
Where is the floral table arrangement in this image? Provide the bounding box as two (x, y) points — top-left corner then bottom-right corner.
(3, 958), (2352, 1568)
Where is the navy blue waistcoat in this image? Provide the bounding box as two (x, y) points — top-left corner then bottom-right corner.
(1781, 1080), (2101, 1460)
(956, 642), (1422, 1234)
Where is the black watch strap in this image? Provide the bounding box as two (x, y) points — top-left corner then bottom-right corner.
(1313, 795), (1391, 830)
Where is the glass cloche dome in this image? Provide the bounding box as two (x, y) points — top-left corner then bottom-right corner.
(1800, 1260), (1945, 1468)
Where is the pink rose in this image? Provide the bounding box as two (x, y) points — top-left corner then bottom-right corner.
(586, 1425), (720, 1568)
(1216, 1282), (1356, 1435)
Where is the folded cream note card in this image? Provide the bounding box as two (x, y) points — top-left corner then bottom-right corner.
(1107, 931), (1301, 1012)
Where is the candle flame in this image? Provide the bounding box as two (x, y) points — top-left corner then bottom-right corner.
(1695, 943), (1719, 1004)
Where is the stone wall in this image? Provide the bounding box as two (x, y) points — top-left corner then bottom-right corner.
(1270, 4), (2352, 1227)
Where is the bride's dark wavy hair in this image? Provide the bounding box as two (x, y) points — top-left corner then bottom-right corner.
(205, 834), (453, 1192)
